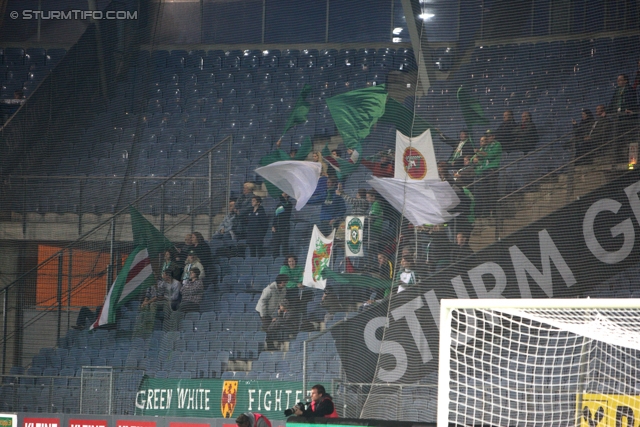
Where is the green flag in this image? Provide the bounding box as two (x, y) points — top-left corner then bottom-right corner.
(129, 206), (174, 259)
(93, 207), (172, 329)
(326, 85), (388, 149)
(282, 84), (312, 136)
(457, 86), (489, 129)
(379, 97), (434, 137)
(292, 136), (313, 160)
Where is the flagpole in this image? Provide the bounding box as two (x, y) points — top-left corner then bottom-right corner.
(208, 150), (213, 238)
(226, 135), (232, 222)
(108, 216), (116, 291)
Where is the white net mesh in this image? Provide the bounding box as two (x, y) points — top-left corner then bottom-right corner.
(441, 300), (640, 427)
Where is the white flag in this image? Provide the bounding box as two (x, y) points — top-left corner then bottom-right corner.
(368, 177), (460, 226)
(255, 160), (322, 210)
(345, 216), (365, 257)
(303, 225), (335, 289)
(394, 129), (439, 181)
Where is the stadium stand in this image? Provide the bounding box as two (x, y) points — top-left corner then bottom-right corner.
(2, 0), (640, 420)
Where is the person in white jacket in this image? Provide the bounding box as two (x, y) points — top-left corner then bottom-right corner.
(256, 274), (289, 331)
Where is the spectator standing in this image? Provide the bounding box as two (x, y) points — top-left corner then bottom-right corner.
(572, 109), (596, 164)
(266, 299), (298, 349)
(312, 151), (329, 177)
(453, 155), (475, 188)
(272, 193), (292, 257)
(192, 231), (214, 281)
(321, 285), (346, 323)
(374, 252), (394, 280)
(246, 196), (269, 257)
(280, 255), (303, 289)
(235, 182), (256, 238)
(589, 105), (614, 154)
(361, 151), (394, 177)
(366, 189), (383, 233)
(319, 177), (346, 236)
(451, 232), (474, 264)
(495, 111), (518, 153)
(287, 282), (313, 332)
(393, 257), (417, 294)
(440, 129), (475, 169)
(426, 225), (454, 274)
(336, 186), (369, 216)
(606, 74), (638, 160)
(256, 274), (288, 331)
(473, 132), (502, 218)
(175, 233), (194, 267)
(161, 249), (182, 281)
(515, 111), (539, 153)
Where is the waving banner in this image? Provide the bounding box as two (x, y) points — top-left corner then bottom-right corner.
(255, 161), (322, 211)
(394, 129), (439, 182)
(303, 225), (335, 289)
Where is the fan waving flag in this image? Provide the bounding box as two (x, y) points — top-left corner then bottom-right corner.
(130, 206), (174, 258)
(282, 84), (312, 136)
(457, 85), (489, 130)
(92, 207), (173, 329)
(255, 160), (322, 210)
(259, 137), (314, 199)
(92, 246), (154, 328)
(378, 97), (433, 137)
(326, 85), (388, 149)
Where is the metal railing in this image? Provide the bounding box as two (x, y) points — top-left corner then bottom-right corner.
(0, 135), (232, 375)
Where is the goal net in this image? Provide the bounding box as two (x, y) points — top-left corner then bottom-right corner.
(438, 299), (640, 427)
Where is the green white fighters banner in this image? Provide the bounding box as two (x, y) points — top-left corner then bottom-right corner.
(303, 225), (335, 289)
(345, 216), (364, 257)
(136, 378), (304, 420)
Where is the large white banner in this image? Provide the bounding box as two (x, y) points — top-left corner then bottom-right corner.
(303, 225), (335, 289)
(394, 129), (439, 181)
(345, 216), (365, 257)
(255, 160), (322, 210)
(368, 177), (460, 226)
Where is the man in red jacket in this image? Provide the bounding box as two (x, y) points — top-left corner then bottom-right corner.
(236, 412), (272, 427)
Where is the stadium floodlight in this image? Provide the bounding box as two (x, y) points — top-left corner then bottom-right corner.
(438, 299), (640, 427)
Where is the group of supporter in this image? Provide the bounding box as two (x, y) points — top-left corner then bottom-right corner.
(438, 109), (541, 219)
(345, 223), (474, 309)
(571, 73), (639, 164)
(134, 231), (215, 334)
(212, 182), (293, 258)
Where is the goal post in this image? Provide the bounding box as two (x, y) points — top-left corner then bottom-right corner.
(438, 298), (640, 427)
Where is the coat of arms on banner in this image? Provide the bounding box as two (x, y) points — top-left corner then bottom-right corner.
(221, 380), (238, 418)
(345, 216), (364, 257)
(402, 147), (427, 180)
